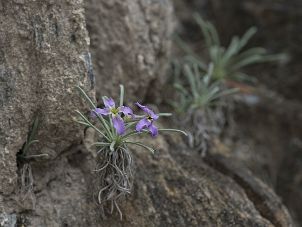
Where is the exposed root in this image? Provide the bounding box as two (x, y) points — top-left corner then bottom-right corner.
(94, 146), (133, 220)
(182, 105), (226, 156)
(18, 163), (36, 208)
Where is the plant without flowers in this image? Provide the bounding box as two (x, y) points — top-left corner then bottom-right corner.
(176, 14), (287, 82)
(171, 62), (237, 155)
(76, 85), (186, 219)
(171, 14), (286, 155)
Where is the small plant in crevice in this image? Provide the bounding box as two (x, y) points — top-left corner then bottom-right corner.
(171, 61), (237, 156)
(176, 14), (287, 82)
(171, 14), (287, 155)
(171, 62), (237, 114)
(75, 85), (186, 219)
(16, 117), (49, 207)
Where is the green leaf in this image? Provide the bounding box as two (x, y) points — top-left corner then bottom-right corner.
(207, 22), (220, 47)
(211, 88), (238, 101)
(76, 86), (96, 109)
(27, 140), (39, 147)
(125, 141), (155, 154)
(230, 47), (267, 65)
(119, 84), (124, 106)
(92, 142), (111, 147)
(22, 153), (49, 160)
(237, 27), (257, 51)
(23, 116), (40, 155)
(184, 65), (198, 99)
(232, 55), (263, 70)
(158, 129), (188, 136)
(157, 113), (172, 117)
(75, 120), (91, 127)
(194, 13), (215, 48)
(223, 36), (240, 62)
(174, 83), (189, 96)
(234, 72), (256, 83)
(75, 110), (110, 141)
(76, 86), (113, 138)
(183, 55), (208, 71)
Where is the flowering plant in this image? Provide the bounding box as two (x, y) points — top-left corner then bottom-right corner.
(75, 85), (186, 219)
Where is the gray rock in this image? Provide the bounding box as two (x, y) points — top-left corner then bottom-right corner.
(0, 0), (93, 195)
(0, 1), (295, 226)
(85, 0), (174, 103)
(0, 213), (16, 227)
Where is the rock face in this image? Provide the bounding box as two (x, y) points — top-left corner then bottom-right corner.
(173, 1), (302, 225)
(14, 135), (294, 226)
(0, 0), (92, 199)
(85, 0), (174, 103)
(96, 135), (293, 227)
(230, 89), (302, 227)
(0, 0), (295, 226)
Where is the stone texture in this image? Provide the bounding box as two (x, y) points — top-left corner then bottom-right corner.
(173, 1), (302, 225)
(11, 134), (293, 226)
(228, 89), (302, 227)
(0, 0), (93, 196)
(0, 1), (295, 226)
(85, 0), (174, 103)
(0, 213), (16, 227)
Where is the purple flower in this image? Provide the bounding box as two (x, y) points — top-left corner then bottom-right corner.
(135, 102), (159, 137)
(91, 97), (133, 135)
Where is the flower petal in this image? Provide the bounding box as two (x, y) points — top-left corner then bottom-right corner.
(120, 106), (133, 118)
(135, 118), (150, 132)
(135, 102), (150, 114)
(150, 112), (159, 120)
(112, 116), (125, 135)
(148, 123), (158, 137)
(135, 102), (158, 120)
(135, 102), (146, 110)
(103, 97), (115, 108)
(91, 108), (110, 117)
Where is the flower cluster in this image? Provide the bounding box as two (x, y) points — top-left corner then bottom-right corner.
(91, 98), (159, 137)
(75, 85), (186, 220)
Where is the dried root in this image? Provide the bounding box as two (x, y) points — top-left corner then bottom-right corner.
(18, 163), (36, 208)
(94, 146), (133, 220)
(182, 103), (229, 156)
